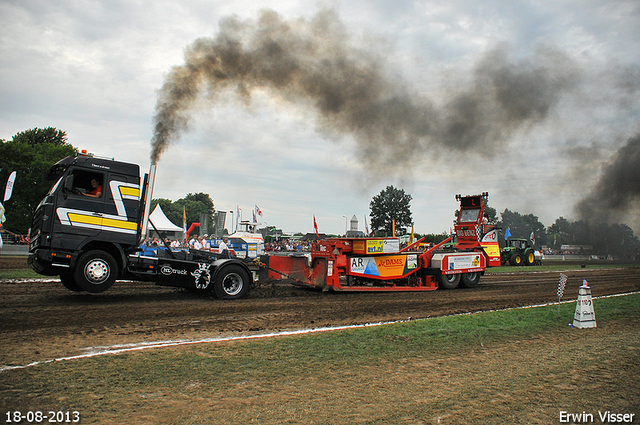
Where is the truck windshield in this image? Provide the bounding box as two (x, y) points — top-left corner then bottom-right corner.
(458, 208), (480, 223)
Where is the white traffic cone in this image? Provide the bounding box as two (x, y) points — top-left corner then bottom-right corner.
(573, 280), (596, 328)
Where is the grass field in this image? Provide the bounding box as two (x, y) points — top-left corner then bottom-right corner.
(1, 293), (638, 424)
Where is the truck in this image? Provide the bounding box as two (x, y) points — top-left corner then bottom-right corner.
(28, 151), (501, 298)
(259, 193), (502, 291)
(500, 237), (542, 266)
(28, 151), (253, 299)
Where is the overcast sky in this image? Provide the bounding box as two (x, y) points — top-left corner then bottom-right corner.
(1, 0), (639, 236)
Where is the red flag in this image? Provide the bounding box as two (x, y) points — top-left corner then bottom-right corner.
(313, 215), (319, 238)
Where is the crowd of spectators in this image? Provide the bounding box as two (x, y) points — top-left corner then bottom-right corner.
(0, 233), (30, 245)
(264, 239), (313, 252)
(141, 235), (220, 251)
(141, 236), (318, 254)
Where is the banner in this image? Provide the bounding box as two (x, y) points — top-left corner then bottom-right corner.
(4, 171), (16, 202)
(0, 202), (5, 224)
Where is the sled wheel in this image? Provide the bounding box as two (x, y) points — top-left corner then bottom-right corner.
(460, 272), (481, 288)
(213, 264), (251, 300)
(438, 272), (460, 289)
(74, 250), (118, 293)
(60, 271), (84, 292)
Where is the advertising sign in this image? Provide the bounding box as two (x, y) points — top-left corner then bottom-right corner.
(349, 254), (417, 278)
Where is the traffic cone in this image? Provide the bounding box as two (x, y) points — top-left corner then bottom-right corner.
(573, 283), (597, 328)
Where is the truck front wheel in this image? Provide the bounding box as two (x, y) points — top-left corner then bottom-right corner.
(60, 271), (84, 292)
(74, 250), (118, 293)
(438, 273), (460, 289)
(213, 264), (251, 300)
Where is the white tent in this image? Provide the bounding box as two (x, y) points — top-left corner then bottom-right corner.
(148, 204), (182, 232)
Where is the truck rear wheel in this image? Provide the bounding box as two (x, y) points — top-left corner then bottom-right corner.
(60, 271), (84, 292)
(74, 250), (118, 293)
(438, 273), (460, 289)
(460, 272), (481, 288)
(213, 264), (251, 300)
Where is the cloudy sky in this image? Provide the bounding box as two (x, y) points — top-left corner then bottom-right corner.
(1, 0), (639, 236)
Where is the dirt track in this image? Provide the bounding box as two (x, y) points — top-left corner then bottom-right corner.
(1, 266), (639, 368)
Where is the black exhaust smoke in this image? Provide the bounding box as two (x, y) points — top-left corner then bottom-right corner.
(575, 134), (640, 228)
(149, 9), (640, 231)
(149, 9), (577, 167)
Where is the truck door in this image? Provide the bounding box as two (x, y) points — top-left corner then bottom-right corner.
(53, 168), (106, 249)
(102, 172), (140, 236)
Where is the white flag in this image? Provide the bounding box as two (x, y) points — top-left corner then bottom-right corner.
(4, 171), (16, 202)
(0, 201), (5, 224)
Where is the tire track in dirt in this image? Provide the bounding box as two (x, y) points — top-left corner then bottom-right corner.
(1, 267), (638, 367)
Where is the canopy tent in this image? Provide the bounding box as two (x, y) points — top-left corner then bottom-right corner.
(148, 204), (182, 232)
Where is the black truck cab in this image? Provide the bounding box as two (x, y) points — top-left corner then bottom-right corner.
(28, 153), (142, 291)
(28, 152), (253, 299)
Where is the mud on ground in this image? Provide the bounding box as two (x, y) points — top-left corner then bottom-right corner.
(1, 263), (638, 368)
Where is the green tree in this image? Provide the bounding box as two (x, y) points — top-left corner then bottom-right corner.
(484, 205), (498, 223)
(0, 127), (76, 234)
(151, 193), (215, 235)
(369, 185), (413, 236)
(547, 216), (572, 248)
(498, 208), (546, 248)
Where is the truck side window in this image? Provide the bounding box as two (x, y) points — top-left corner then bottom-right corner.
(71, 170), (104, 198)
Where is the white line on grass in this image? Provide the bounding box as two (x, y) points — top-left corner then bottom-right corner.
(2, 291), (638, 373)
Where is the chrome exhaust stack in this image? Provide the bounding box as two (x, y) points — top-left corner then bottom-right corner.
(140, 162), (157, 240)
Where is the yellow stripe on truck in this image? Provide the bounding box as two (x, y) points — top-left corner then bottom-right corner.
(67, 213), (137, 231)
(102, 217), (137, 231)
(68, 213), (102, 226)
(119, 186), (140, 198)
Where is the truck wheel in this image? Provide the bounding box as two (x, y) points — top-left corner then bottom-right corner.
(460, 272), (481, 288)
(438, 273), (460, 289)
(524, 249), (535, 266)
(213, 264), (251, 300)
(74, 250), (118, 293)
(60, 272), (84, 292)
(509, 253), (523, 266)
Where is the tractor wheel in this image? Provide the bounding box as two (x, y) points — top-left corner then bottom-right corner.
(60, 271), (84, 292)
(509, 253), (523, 266)
(438, 272), (460, 289)
(74, 250), (118, 293)
(460, 272), (481, 288)
(524, 249), (535, 266)
(213, 264), (251, 300)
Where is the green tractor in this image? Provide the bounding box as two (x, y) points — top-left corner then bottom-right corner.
(501, 238), (540, 266)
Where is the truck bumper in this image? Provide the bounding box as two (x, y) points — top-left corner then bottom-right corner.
(28, 249), (75, 276)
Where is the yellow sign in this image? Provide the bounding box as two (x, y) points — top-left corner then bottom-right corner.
(367, 240), (384, 254)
